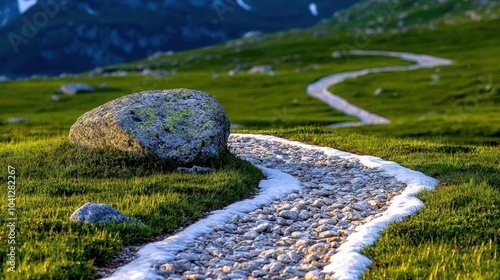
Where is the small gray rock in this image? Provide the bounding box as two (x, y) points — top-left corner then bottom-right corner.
(251, 270), (266, 277)
(278, 210), (298, 220)
(319, 230), (338, 238)
(268, 261), (285, 273)
(178, 166), (213, 174)
(248, 65), (274, 75)
(6, 117), (30, 124)
(97, 83), (110, 90)
(254, 223), (270, 233)
(59, 83), (95, 95)
(70, 202), (143, 226)
(298, 210), (310, 220)
(242, 231), (258, 240)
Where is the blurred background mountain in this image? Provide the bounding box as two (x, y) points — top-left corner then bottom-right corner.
(0, 0), (360, 77)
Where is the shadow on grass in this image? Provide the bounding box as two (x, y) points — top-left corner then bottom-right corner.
(416, 163), (500, 190)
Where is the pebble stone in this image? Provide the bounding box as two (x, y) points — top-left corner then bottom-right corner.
(152, 135), (406, 279)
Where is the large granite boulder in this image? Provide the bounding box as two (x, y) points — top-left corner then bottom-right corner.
(69, 89), (230, 164)
(70, 202), (143, 226)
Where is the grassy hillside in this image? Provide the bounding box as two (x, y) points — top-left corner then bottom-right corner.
(0, 140), (261, 278)
(0, 0), (360, 77)
(0, 1), (499, 278)
(326, 0), (500, 30)
(327, 19), (500, 145)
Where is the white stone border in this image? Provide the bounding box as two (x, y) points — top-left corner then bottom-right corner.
(105, 166), (301, 280)
(106, 134), (438, 279)
(230, 134), (438, 280)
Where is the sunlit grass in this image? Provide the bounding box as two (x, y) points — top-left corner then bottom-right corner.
(245, 126), (500, 278)
(0, 137), (262, 279)
(0, 12), (499, 279)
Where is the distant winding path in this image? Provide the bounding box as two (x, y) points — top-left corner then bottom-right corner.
(307, 50), (453, 128)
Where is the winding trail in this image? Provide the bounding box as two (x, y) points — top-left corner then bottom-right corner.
(103, 51), (452, 280)
(105, 135), (438, 280)
(307, 50), (453, 127)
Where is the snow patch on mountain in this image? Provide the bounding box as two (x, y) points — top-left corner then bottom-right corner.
(17, 0), (37, 14)
(309, 2), (318, 16)
(0, 12), (7, 27)
(237, 0), (253, 11)
(83, 4), (98, 16)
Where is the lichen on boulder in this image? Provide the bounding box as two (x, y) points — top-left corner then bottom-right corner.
(69, 88), (231, 165)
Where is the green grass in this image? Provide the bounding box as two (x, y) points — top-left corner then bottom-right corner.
(326, 19), (500, 145)
(0, 56), (413, 129)
(0, 4), (499, 279)
(326, 0), (500, 30)
(363, 181), (500, 280)
(246, 126), (500, 279)
(0, 138), (262, 279)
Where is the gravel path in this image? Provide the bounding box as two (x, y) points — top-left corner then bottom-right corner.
(103, 50), (449, 280)
(104, 134), (438, 280)
(307, 50), (453, 128)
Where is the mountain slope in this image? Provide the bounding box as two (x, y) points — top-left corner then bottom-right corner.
(0, 0), (19, 27)
(325, 0), (500, 30)
(0, 0), (360, 77)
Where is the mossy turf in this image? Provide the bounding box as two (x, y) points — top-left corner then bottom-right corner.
(326, 19), (500, 145)
(0, 7), (499, 279)
(0, 137), (262, 279)
(248, 126), (500, 279)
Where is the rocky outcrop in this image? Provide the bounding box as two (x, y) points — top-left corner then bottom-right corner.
(69, 88), (230, 165)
